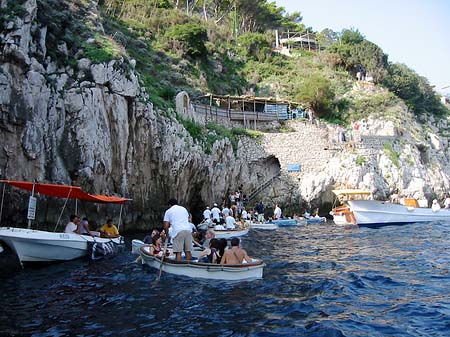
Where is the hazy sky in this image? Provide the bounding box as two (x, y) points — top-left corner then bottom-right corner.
(275, 0), (450, 95)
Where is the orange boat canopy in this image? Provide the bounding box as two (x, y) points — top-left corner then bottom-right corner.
(0, 180), (131, 204)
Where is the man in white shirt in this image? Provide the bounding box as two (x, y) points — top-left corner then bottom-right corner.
(274, 204), (282, 220)
(222, 206), (230, 217)
(241, 207), (247, 221)
(203, 206), (211, 220)
(163, 199), (192, 261)
(64, 214), (80, 233)
(211, 203), (221, 223)
(225, 215), (236, 229)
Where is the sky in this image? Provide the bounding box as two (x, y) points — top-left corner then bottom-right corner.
(274, 0), (450, 95)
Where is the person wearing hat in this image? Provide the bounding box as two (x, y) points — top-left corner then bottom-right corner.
(431, 199), (441, 212)
(211, 203), (221, 223)
(203, 206), (211, 221)
(163, 199), (192, 261)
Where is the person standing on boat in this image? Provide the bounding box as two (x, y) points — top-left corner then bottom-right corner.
(65, 214), (80, 233)
(99, 219), (119, 238)
(203, 206), (211, 222)
(221, 237), (252, 265)
(163, 199), (192, 261)
(254, 201), (265, 223)
(211, 203), (221, 223)
(273, 204), (282, 220)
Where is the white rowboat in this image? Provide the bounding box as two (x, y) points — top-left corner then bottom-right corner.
(214, 227), (249, 239)
(139, 246), (264, 280)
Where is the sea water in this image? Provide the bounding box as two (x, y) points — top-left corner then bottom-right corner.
(1, 222), (450, 336)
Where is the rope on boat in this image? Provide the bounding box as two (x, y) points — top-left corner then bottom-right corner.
(0, 182), (5, 225)
(53, 187), (73, 232)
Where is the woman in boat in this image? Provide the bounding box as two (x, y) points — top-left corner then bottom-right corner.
(143, 228), (159, 244)
(217, 238), (228, 263)
(149, 233), (163, 256)
(198, 238), (220, 263)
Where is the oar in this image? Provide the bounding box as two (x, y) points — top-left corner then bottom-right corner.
(156, 238), (169, 281)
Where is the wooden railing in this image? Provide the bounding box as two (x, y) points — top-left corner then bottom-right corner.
(192, 103), (286, 122)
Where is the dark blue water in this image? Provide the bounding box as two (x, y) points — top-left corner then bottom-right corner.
(2, 222), (450, 336)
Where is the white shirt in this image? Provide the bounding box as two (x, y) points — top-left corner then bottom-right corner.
(163, 205), (191, 238)
(444, 198), (450, 208)
(65, 222), (77, 233)
(222, 207), (230, 217)
(241, 210), (247, 219)
(225, 215), (236, 229)
(211, 207), (221, 221)
(203, 209), (211, 219)
(274, 206), (282, 219)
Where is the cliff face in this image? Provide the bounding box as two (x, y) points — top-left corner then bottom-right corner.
(1, 0), (449, 229)
(0, 0), (279, 229)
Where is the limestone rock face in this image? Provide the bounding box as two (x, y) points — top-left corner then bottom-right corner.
(0, 0), (258, 230)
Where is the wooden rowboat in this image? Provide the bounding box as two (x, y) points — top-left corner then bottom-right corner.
(139, 246), (264, 281)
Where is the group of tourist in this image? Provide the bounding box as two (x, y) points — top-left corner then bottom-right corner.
(143, 198), (253, 265)
(64, 215), (120, 238)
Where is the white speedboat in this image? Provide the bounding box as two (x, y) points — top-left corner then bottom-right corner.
(0, 180), (130, 264)
(0, 227), (123, 262)
(139, 246), (264, 281)
(214, 227), (249, 239)
(331, 189), (450, 226)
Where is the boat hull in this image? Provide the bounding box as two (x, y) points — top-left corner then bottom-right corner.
(348, 200), (450, 226)
(214, 228), (249, 239)
(139, 246), (264, 280)
(269, 219), (298, 226)
(0, 227), (123, 263)
(250, 223), (278, 230)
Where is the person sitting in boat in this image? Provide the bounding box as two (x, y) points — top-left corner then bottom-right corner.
(217, 238), (228, 263)
(149, 233), (164, 256)
(444, 196), (450, 209)
(432, 199), (441, 212)
(99, 219), (120, 238)
(221, 237), (252, 265)
(225, 214), (236, 230)
(273, 204), (282, 220)
(143, 228), (160, 244)
(214, 221), (225, 230)
(201, 228), (215, 249)
(64, 214), (80, 233)
(198, 238), (221, 263)
(188, 213), (197, 233)
(78, 217), (91, 235)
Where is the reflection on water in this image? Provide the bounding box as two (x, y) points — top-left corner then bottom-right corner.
(1, 222), (450, 336)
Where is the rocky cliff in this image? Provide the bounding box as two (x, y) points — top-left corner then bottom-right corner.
(1, 0), (449, 230)
(0, 0), (276, 230)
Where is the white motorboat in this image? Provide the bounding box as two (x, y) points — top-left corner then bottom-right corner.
(250, 222), (278, 230)
(139, 246), (264, 281)
(331, 189), (450, 226)
(0, 227), (123, 262)
(214, 227), (249, 239)
(0, 180), (130, 264)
